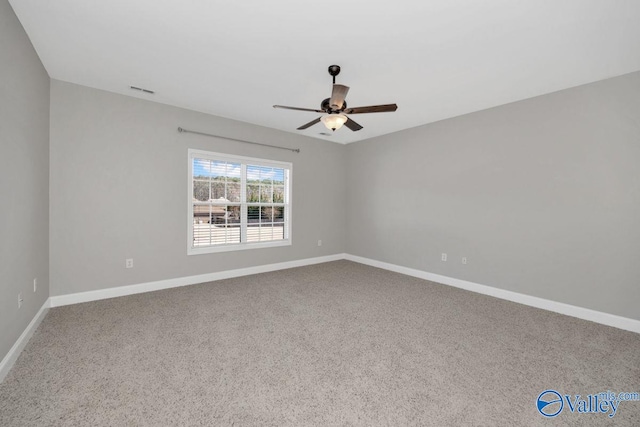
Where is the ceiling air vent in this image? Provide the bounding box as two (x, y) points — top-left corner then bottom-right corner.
(130, 86), (155, 94)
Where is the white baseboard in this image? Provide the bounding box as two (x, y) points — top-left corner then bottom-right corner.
(344, 254), (640, 334)
(2, 253), (637, 384)
(50, 253), (347, 308)
(46, 252), (639, 334)
(0, 298), (51, 383)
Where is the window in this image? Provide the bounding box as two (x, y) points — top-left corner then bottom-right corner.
(188, 149), (291, 254)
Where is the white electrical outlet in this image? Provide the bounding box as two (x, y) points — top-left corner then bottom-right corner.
(317, 240), (322, 247)
(441, 253), (447, 262)
(125, 258), (134, 269)
(34, 278), (37, 292)
(462, 257), (468, 265)
(18, 293), (23, 309)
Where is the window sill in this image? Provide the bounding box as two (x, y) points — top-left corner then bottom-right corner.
(188, 239), (291, 256)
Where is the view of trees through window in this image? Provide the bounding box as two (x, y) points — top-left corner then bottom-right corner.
(191, 157), (289, 249)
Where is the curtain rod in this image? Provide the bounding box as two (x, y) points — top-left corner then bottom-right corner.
(177, 127), (300, 153)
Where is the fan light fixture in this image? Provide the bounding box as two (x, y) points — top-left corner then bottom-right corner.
(321, 114), (347, 131)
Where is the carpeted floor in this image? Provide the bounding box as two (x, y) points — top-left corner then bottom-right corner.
(1, 260), (638, 426)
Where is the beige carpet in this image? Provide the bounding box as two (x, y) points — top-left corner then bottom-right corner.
(1, 260), (638, 426)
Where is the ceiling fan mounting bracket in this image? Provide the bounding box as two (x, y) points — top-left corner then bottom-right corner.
(328, 65), (340, 84)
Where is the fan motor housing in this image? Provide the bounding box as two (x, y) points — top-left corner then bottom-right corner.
(321, 97), (346, 113)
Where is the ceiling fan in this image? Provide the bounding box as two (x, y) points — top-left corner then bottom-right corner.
(273, 65), (398, 132)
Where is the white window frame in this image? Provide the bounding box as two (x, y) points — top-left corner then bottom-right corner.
(188, 149), (292, 255)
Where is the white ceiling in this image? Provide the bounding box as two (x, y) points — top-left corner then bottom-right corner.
(10, 0), (640, 144)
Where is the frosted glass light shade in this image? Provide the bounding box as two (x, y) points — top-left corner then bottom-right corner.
(321, 114), (348, 131)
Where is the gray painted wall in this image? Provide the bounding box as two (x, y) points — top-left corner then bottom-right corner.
(50, 80), (346, 296)
(0, 0), (50, 362)
(347, 71), (640, 321)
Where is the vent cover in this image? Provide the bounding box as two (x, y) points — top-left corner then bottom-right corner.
(130, 86), (154, 94)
